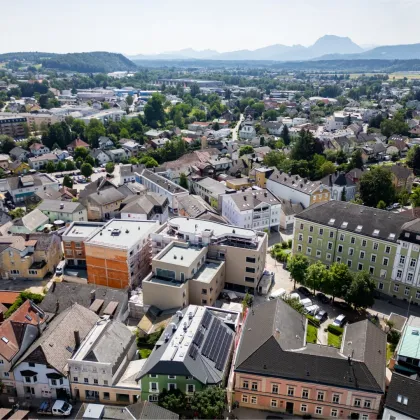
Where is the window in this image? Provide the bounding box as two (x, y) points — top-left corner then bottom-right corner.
(362, 415), (368, 420)
(319, 228), (324, 235)
(246, 257), (256, 263)
(317, 391), (325, 401)
(73, 377), (78, 382)
(385, 246), (391, 254)
(405, 287), (410, 296)
(186, 384), (195, 394)
(369, 266), (374, 275)
(416, 290), (420, 299)
(360, 251), (365, 259)
(103, 392), (110, 400)
(300, 404), (307, 413)
(383, 258), (389, 266)
(400, 256), (406, 265)
(349, 248), (354, 256)
(51, 379), (57, 386)
(328, 242), (333, 250)
(251, 396), (257, 404)
(316, 407), (323, 415)
(373, 242), (378, 250)
(329, 231), (334, 238)
(150, 383), (158, 392)
(149, 374), (158, 378)
(94, 379), (98, 384)
(351, 237), (356, 244)
(242, 395), (248, 403)
(245, 277), (254, 283)
(201, 299), (207, 305)
(407, 273), (414, 283)
(331, 409), (338, 417)
(326, 253), (332, 260)
(297, 245), (302, 252)
(339, 233), (345, 241)
(364, 400), (372, 408)
(168, 383), (176, 391)
(397, 270), (403, 279)
(201, 288), (207, 295)
(379, 282), (384, 290)
(354, 398), (361, 407)
(246, 267), (256, 273)
(84, 378), (88, 383)
(287, 387), (294, 396)
(302, 389), (309, 399)
(394, 284), (399, 292)
(149, 395), (158, 402)
(104, 380), (108, 385)
(3, 372), (9, 378)
(251, 382), (258, 391)
(362, 240), (367, 247)
(10, 270), (19, 275)
(300, 223), (304, 230)
(272, 384), (278, 394)
(371, 255), (376, 263)
(411, 258), (417, 268)
(332, 394), (340, 404)
(271, 399), (278, 408)
(306, 247), (312, 255)
(397, 394), (408, 405)
(309, 226), (314, 232)
(347, 260), (352, 268)
(358, 263), (363, 271)
(336, 257), (341, 263)
(338, 245), (343, 253)
(243, 380), (249, 389)
(168, 375), (176, 379)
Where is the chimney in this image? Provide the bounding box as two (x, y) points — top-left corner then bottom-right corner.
(59, 202), (64, 209)
(90, 290), (96, 303)
(74, 330), (81, 349)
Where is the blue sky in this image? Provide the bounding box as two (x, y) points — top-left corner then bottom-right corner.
(2, 0), (419, 54)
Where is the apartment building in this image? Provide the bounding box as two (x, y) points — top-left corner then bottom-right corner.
(62, 222), (104, 269)
(81, 109), (126, 124)
(84, 219), (160, 289)
(138, 305), (237, 403)
(136, 169), (189, 213)
(191, 177), (229, 210)
(0, 116), (27, 137)
(150, 217), (267, 296)
(234, 299), (386, 419)
(222, 189), (281, 232)
(68, 317), (140, 405)
(293, 201), (416, 298)
(267, 169), (330, 208)
(28, 153), (59, 170)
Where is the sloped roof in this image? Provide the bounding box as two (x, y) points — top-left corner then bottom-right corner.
(385, 373), (420, 418)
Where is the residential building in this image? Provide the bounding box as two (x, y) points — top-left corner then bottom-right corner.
(293, 201), (416, 298)
(192, 177), (229, 210)
(62, 221), (104, 269)
(0, 233), (62, 280)
(8, 161), (30, 175)
(0, 116), (27, 137)
(106, 148), (130, 163)
(98, 136), (114, 150)
(28, 153), (59, 170)
(150, 138), (170, 149)
(267, 169), (330, 208)
(0, 300), (48, 395)
(320, 172), (357, 201)
(149, 217), (267, 295)
(278, 199), (305, 232)
(0, 154), (9, 170)
(262, 121), (283, 136)
(9, 209), (49, 234)
(67, 138), (90, 153)
(225, 178), (252, 191)
(136, 169), (189, 214)
(13, 304), (99, 400)
(121, 140), (141, 156)
(37, 199), (87, 223)
(385, 164), (415, 193)
(239, 121), (256, 140)
(383, 373), (420, 420)
(52, 148), (70, 161)
(9, 147), (29, 162)
(234, 299), (386, 419)
(83, 187), (126, 221)
(120, 193), (169, 224)
(29, 143), (50, 156)
(254, 167), (276, 189)
(85, 219), (160, 289)
(222, 189), (281, 232)
(68, 317), (139, 405)
(394, 315), (420, 375)
(178, 194), (224, 221)
(137, 305), (237, 402)
(91, 149), (112, 166)
(81, 109), (125, 124)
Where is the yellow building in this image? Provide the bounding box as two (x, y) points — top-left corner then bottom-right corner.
(225, 178), (252, 190)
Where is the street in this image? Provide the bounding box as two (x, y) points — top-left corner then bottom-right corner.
(231, 113), (244, 141)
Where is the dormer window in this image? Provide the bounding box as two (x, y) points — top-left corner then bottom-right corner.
(356, 225), (362, 232)
(341, 222), (348, 228)
(373, 229), (380, 236)
(328, 218), (335, 226)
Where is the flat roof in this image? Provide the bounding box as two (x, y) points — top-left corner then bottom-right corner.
(85, 219), (159, 249)
(63, 222), (104, 239)
(159, 245), (202, 267)
(194, 262), (222, 284)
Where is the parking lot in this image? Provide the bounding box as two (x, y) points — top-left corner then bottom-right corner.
(51, 168), (106, 192)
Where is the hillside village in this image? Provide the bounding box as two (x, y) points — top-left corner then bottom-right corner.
(0, 61), (420, 419)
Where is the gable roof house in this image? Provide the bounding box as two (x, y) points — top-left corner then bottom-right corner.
(90, 148), (111, 166)
(98, 136), (114, 150)
(9, 147), (29, 162)
(120, 192), (169, 224)
(28, 153), (59, 170)
(385, 164), (415, 192)
(29, 143), (50, 157)
(320, 171), (357, 201)
(9, 208), (49, 234)
(37, 199), (87, 223)
(234, 299), (386, 418)
(67, 137), (90, 153)
(106, 148), (130, 163)
(13, 303), (99, 400)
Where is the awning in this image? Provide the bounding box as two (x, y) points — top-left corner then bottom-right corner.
(20, 369), (37, 377)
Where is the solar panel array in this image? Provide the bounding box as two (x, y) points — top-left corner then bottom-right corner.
(201, 311), (212, 329)
(189, 345), (198, 360)
(193, 329), (205, 347)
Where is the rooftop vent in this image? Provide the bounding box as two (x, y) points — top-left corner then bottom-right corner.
(59, 203), (64, 209)
(355, 225), (363, 232)
(412, 330), (419, 336)
(389, 233), (396, 240)
(111, 228), (121, 236)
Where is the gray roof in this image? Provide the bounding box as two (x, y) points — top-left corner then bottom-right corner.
(35, 188), (63, 201)
(0, 211), (12, 225)
(121, 193), (168, 216)
(194, 177), (228, 196)
(321, 172), (356, 188)
(16, 304), (99, 375)
(280, 199), (304, 216)
(229, 189), (280, 210)
(385, 373), (420, 418)
(13, 232), (59, 251)
(177, 194), (216, 218)
(16, 209), (49, 231)
(268, 169), (327, 195)
(7, 173), (57, 191)
(295, 201), (415, 243)
(9, 147), (28, 158)
(141, 169), (188, 194)
(235, 299), (386, 393)
(40, 282), (128, 321)
(88, 188), (125, 206)
(386, 164), (413, 180)
(126, 401), (179, 420)
(37, 199), (85, 214)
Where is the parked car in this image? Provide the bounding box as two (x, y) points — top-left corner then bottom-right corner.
(300, 298), (313, 308)
(289, 292), (300, 301)
(305, 304), (320, 316)
(315, 310), (328, 323)
(55, 261), (66, 276)
(333, 314), (347, 327)
(298, 286), (312, 296)
(268, 288), (286, 301)
(334, 301), (352, 311)
(316, 292), (330, 304)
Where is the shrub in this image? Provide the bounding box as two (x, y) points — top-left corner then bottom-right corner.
(388, 330), (401, 345)
(328, 324), (344, 336)
(281, 241), (289, 249)
(5, 291), (44, 318)
(287, 239), (293, 248)
(306, 315), (320, 328)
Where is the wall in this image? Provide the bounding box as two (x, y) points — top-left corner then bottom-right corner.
(266, 179), (311, 208)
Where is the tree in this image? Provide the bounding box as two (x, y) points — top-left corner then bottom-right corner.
(291, 130), (322, 161)
(288, 254), (309, 289)
(190, 387), (226, 419)
(190, 83), (200, 98)
(359, 166), (395, 207)
(120, 128), (130, 139)
(45, 161), (56, 173)
(158, 388), (187, 414)
(410, 186), (420, 208)
(179, 173), (188, 190)
(0, 135), (16, 154)
(406, 145), (420, 175)
(263, 151), (286, 168)
(85, 119), (106, 148)
(380, 112), (409, 137)
(239, 145), (254, 157)
(9, 208), (25, 219)
(56, 161), (66, 171)
(138, 155), (159, 168)
(319, 161), (336, 177)
(144, 93), (165, 128)
(323, 263), (353, 302)
(63, 174), (73, 188)
(281, 124), (290, 145)
(341, 187), (347, 201)
(65, 160), (76, 171)
(346, 271), (376, 310)
(102, 102), (110, 110)
(105, 162), (115, 174)
(80, 162), (93, 178)
(71, 119), (87, 138)
(126, 95), (134, 106)
(305, 261), (330, 295)
(74, 146), (90, 160)
(349, 149), (364, 170)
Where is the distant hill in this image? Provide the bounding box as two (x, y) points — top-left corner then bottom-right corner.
(0, 51), (137, 73)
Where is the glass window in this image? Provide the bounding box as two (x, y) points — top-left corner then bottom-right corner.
(243, 380), (249, 389)
(332, 394), (340, 404)
(251, 382), (258, 391)
(242, 395), (248, 403)
(287, 387), (294, 396)
(394, 284), (399, 292)
(300, 404), (307, 413)
(316, 407), (322, 415)
(302, 389), (309, 399)
(251, 396), (257, 404)
(272, 384), (278, 394)
(317, 391), (324, 401)
(364, 400), (371, 408)
(271, 399), (278, 408)
(354, 398), (361, 407)
(331, 409), (338, 417)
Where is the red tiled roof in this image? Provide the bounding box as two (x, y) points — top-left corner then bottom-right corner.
(29, 143), (44, 151)
(0, 291), (20, 305)
(68, 138), (90, 148)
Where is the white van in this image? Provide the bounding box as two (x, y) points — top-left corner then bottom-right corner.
(268, 288), (286, 300)
(55, 261), (66, 276)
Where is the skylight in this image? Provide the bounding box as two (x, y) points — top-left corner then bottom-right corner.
(389, 233), (396, 240)
(1, 337), (9, 344)
(328, 218), (335, 225)
(341, 222), (348, 228)
(373, 229), (380, 236)
(355, 225), (362, 232)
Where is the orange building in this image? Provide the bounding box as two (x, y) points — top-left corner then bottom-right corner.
(84, 219), (160, 289)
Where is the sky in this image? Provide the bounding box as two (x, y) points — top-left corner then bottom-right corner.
(2, 0), (420, 55)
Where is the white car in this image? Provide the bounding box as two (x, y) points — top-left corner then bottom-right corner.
(289, 292), (300, 301)
(268, 288), (286, 300)
(300, 298), (313, 308)
(305, 304), (320, 315)
(333, 314), (347, 327)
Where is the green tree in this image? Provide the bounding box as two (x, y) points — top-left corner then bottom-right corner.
(9, 208), (25, 219)
(341, 187), (347, 201)
(305, 261), (330, 295)
(56, 161), (66, 171)
(85, 119), (106, 148)
(406, 145), (420, 175)
(410, 186), (420, 208)
(119, 127), (130, 139)
(80, 162), (93, 178)
(179, 173), (188, 190)
(323, 262), (353, 302)
(74, 146), (90, 160)
(288, 254), (309, 289)
(190, 83), (200, 98)
(63, 174), (73, 188)
(349, 149), (364, 170)
(45, 160), (56, 173)
(0, 135), (16, 154)
(70, 119), (86, 138)
(291, 130), (322, 161)
(346, 271), (376, 310)
(398, 189), (410, 207)
(105, 162), (115, 174)
(84, 154), (95, 166)
(319, 161), (336, 177)
(126, 95), (134, 106)
(239, 145), (254, 157)
(281, 124), (290, 145)
(138, 155), (159, 168)
(190, 386), (226, 419)
(144, 93), (166, 128)
(102, 102), (110, 110)
(65, 160), (76, 171)
(158, 388), (187, 414)
(377, 200), (386, 209)
(380, 112), (409, 137)
(263, 151), (286, 168)
(359, 166), (395, 207)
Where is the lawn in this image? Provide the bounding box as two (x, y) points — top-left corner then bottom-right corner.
(328, 332), (342, 348)
(306, 324), (318, 344)
(139, 348), (152, 359)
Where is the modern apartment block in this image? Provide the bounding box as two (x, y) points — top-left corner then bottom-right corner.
(149, 217), (267, 297)
(0, 116), (27, 137)
(293, 201), (417, 299)
(84, 219), (160, 289)
(221, 188), (282, 232)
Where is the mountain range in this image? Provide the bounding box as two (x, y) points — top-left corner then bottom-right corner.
(130, 35), (420, 62)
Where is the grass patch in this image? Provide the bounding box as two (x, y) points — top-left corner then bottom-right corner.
(328, 332), (342, 348)
(139, 348), (152, 359)
(387, 342), (396, 362)
(306, 324), (317, 344)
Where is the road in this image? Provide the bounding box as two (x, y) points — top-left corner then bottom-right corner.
(231, 114), (244, 141)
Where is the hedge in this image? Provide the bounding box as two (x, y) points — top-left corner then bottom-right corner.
(328, 324), (344, 336)
(306, 315), (320, 328)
